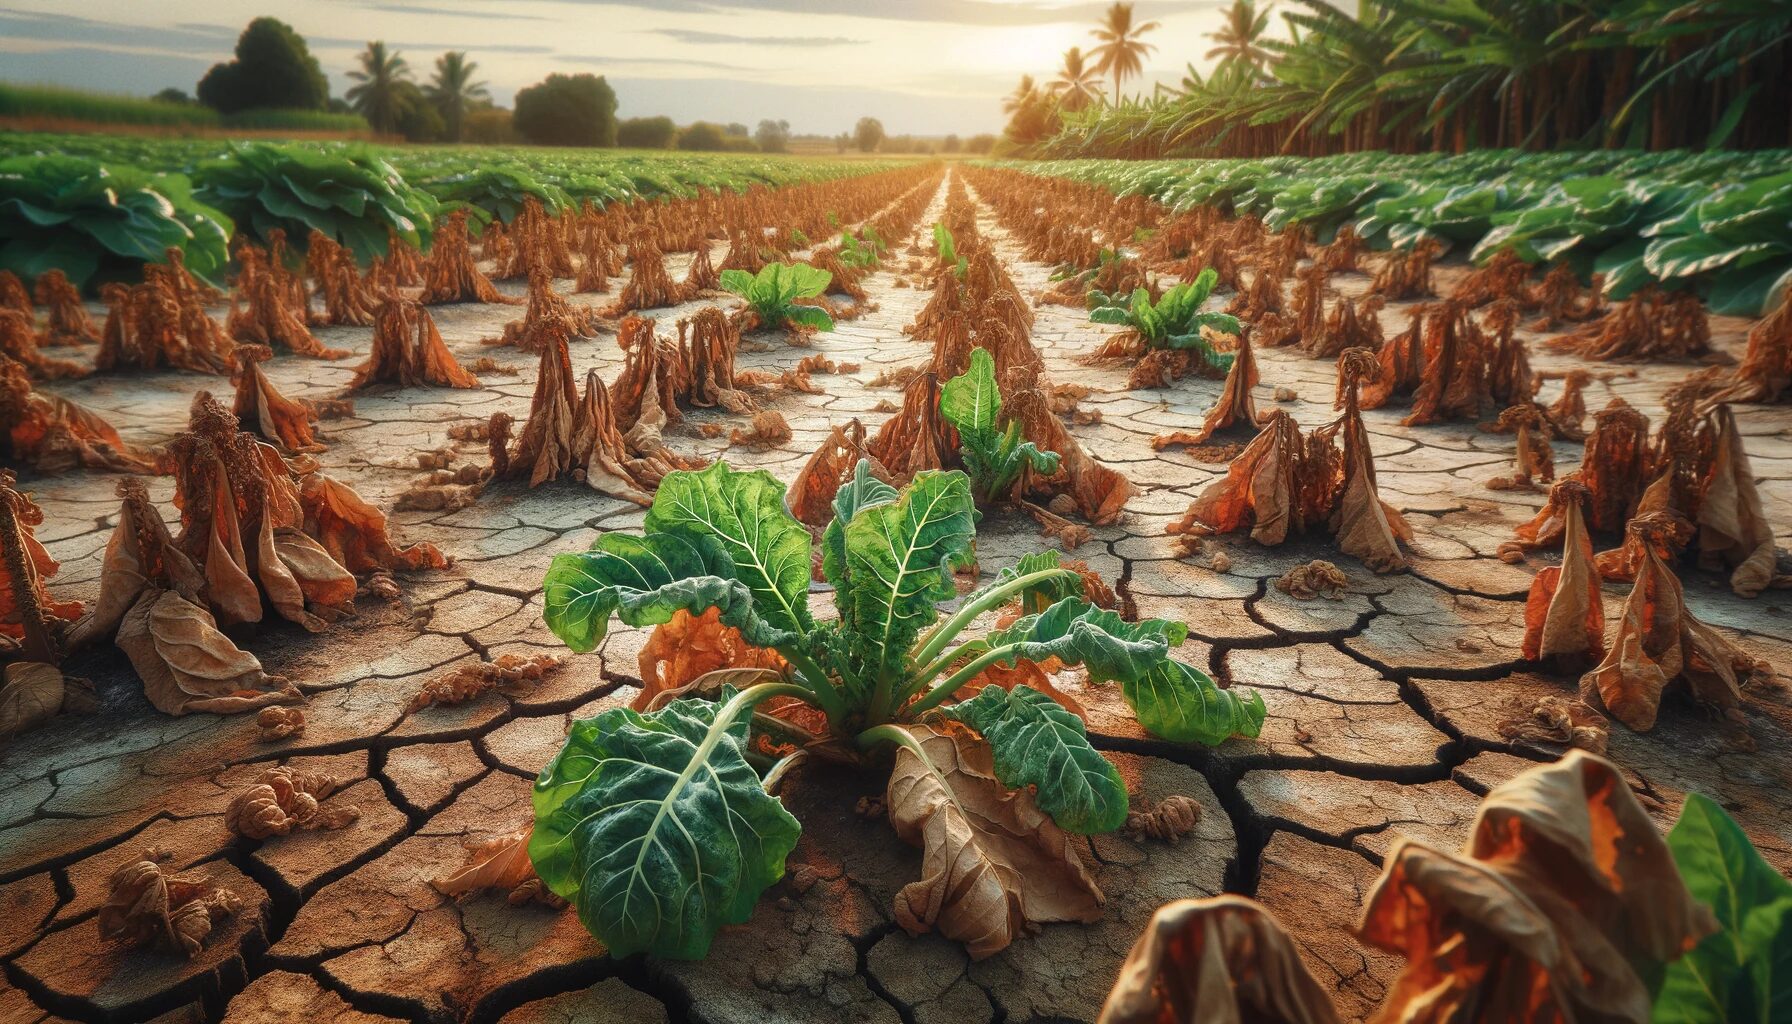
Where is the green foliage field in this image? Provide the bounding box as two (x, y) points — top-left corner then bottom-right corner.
(994, 148), (1792, 316)
(0, 132), (916, 287)
(0, 83), (367, 134)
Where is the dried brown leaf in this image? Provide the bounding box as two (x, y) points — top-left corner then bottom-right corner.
(1359, 751), (1716, 1024)
(1100, 894), (1341, 1024)
(885, 721), (1103, 960)
(404, 653), (565, 715)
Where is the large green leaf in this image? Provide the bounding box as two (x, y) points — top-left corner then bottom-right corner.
(842, 470), (977, 677)
(985, 598), (1176, 685)
(530, 689), (801, 959)
(947, 683), (1128, 835)
(1122, 659), (1265, 746)
(940, 347), (1002, 436)
(821, 459), (898, 605)
(1655, 793), (1792, 1024)
(541, 531), (796, 654)
(646, 462), (815, 636)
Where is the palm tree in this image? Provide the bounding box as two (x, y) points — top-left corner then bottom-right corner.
(346, 41), (411, 136)
(1004, 74), (1041, 116)
(1206, 1), (1275, 74)
(1051, 47), (1104, 111)
(1089, 2), (1162, 102)
(424, 51), (488, 143)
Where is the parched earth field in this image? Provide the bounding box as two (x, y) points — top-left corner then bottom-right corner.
(4, 170), (1790, 1024)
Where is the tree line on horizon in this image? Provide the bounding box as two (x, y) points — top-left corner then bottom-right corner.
(1002, 0), (1792, 158)
(141, 16), (988, 153)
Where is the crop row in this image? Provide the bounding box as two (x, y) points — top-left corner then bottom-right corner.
(0, 133), (914, 288)
(989, 148), (1792, 316)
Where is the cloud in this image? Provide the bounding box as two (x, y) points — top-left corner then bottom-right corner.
(606, 74), (1001, 135)
(0, 8), (234, 53)
(535, 0), (1206, 26)
(365, 3), (550, 17)
(558, 53), (753, 72)
(650, 28), (865, 46)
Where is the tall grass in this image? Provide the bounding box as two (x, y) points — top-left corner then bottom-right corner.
(0, 83), (367, 136)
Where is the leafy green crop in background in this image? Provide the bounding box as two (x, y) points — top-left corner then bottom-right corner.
(0, 154), (232, 287)
(532, 460), (1263, 958)
(193, 142), (439, 262)
(720, 262), (835, 331)
(417, 165), (572, 228)
(991, 148), (1792, 315)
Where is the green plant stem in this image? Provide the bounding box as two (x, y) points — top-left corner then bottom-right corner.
(856, 722), (963, 815)
(779, 647), (847, 725)
(908, 568), (1076, 682)
(906, 644), (1028, 717)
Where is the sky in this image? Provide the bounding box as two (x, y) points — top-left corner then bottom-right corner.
(0, 0), (1246, 136)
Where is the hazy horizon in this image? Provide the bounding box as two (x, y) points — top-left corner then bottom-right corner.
(0, 0), (1242, 137)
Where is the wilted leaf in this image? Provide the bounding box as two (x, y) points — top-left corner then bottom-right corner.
(885, 721), (1104, 960)
(117, 589), (303, 717)
(1360, 751), (1717, 1024)
(0, 661), (64, 739)
(434, 823), (563, 907)
(1521, 486), (1604, 666)
(1099, 894), (1341, 1024)
(1697, 405), (1782, 598)
(98, 851), (242, 958)
(634, 607), (785, 712)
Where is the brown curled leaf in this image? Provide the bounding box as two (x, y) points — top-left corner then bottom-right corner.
(404, 653), (565, 715)
(117, 589), (303, 717)
(1123, 794), (1201, 844)
(1358, 751), (1716, 1024)
(433, 823), (563, 906)
(225, 765), (355, 839)
(256, 705), (306, 742)
(635, 607), (786, 712)
(1579, 513), (1758, 731)
(1520, 481), (1604, 668)
(728, 410), (792, 449)
(98, 851), (242, 958)
(885, 721), (1103, 960)
(1496, 695), (1609, 755)
(1696, 404), (1782, 597)
(1274, 561), (1349, 600)
(1099, 894), (1341, 1024)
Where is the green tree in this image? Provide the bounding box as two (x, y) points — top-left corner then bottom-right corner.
(678, 121), (727, 150)
(513, 73), (618, 147)
(853, 116), (885, 153)
(965, 133), (997, 154)
(152, 88), (193, 105)
(1052, 46), (1104, 112)
(394, 82), (444, 141)
(617, 115), (677, 148)
(1003, 74), (1040, 116)
(754, 118), (791, 153)
(346, 42), (412, 136)
(1089, 2), (1162, 102)
(1205, 1), (1275, 75)
(424, 51), (488, 143)
(942, 133), (962, 153)
(196, 17), (330, 114)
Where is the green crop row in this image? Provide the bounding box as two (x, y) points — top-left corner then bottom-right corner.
(0, 83), (369, 134)
(0, 132), (916, 289)
(989, 149), (1792, 317)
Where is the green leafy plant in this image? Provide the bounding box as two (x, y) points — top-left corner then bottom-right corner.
(838, 225), (886, 269)
(0, 154), (233, 288)
(534, 460), (1263, 959)
(1654, 793), (1792, 1023)
(932, 222), (967, 277)
(419, 165), (572, 228)
(719, 261), (835, 331)
(940, 348), (1060, 503)
(193, 142), (438, 262)
(1088, 267), (1241, 372)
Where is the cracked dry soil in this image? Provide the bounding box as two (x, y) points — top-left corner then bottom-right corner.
(3, 171), (1790, 1024)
